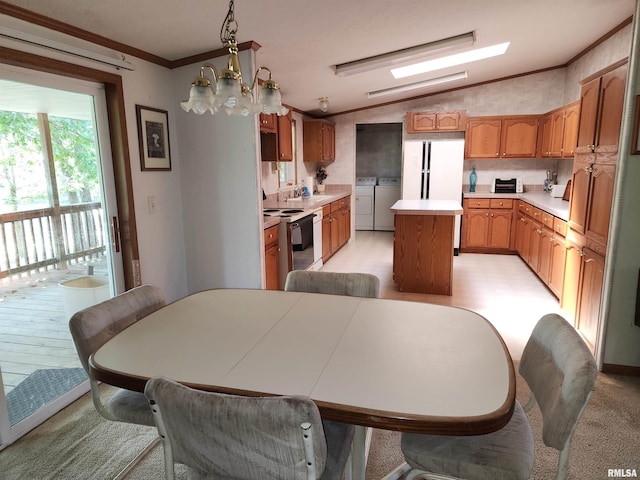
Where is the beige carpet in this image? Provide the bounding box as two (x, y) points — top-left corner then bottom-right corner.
(1, 370), (639, 479)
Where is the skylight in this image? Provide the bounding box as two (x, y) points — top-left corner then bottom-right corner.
(391, 42), (511, 79)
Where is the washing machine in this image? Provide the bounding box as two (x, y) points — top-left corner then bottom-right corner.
(374, 177), (401, 231)
(355, 177), (376, 230)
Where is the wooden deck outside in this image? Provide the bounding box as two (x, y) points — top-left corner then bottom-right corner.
(0, 257), (108, 395)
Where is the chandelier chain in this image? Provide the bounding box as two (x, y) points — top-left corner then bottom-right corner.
(220, 0), (239, 45)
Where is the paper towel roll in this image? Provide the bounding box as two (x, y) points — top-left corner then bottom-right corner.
(306, 176), (314, 196)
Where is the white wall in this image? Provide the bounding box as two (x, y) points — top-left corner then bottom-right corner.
(172, 50), (263, 293)
(118, 61), (188, 302)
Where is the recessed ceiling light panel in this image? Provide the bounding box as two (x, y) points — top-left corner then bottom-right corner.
(391, 42), (510, 79)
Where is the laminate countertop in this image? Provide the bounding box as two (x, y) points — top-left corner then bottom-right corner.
(464, 192), (570, 221)
(391, 199), (463, 215)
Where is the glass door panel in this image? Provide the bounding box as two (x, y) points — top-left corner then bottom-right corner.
(0, 68), (123, 448)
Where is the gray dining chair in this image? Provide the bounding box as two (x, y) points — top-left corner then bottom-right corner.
(144, 376), (355, 480)
(69, 284), (166, 479)
(397, 313), (597, 480)
(284, 270), (380, 298)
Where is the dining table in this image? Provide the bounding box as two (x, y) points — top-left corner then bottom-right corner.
(90, 288), (515, 480)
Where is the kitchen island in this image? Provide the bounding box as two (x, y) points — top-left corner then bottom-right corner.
(391, 200), (463, 295)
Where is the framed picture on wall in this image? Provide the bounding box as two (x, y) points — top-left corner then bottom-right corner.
(136, 105), (172, 171)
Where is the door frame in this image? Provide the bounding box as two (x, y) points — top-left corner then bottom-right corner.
(0, 45), (140, 289)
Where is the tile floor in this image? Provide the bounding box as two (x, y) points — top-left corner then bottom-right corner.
(320, 230), (565, 360)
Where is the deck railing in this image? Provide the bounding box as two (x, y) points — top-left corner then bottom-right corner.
(0, 202), (106, 278)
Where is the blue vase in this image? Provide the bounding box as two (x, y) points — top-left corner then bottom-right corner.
(470, 167), (477, 193)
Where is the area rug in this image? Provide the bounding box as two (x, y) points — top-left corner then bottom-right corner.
(6, 367), (87, 424)
(1, 385), (159, 480)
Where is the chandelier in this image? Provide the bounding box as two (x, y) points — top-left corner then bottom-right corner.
(180, 0), (288, 117)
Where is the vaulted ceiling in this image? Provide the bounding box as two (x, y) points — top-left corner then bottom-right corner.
(0, 0), (636, 115)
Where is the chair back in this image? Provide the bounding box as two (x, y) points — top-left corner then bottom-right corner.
(285, 271), (380, 298)
(144, 377), (327, 480)
(519, 313), (597, 450)
(69, 284), (166, 375)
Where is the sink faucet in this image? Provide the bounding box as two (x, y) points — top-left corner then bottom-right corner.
(293, 184), (301, 198)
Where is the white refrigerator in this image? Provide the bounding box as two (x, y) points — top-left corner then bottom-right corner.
(401, 139), (465, 250)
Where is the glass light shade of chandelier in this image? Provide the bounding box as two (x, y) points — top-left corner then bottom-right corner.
(180, 0), (288, 117)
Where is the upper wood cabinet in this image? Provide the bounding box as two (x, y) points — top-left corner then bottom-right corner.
(465, 118), (502, 158)
(540, 101), (580, 158)
(576, 63), (628, 154)
(259, 113), (277, 133)
(260, 112), (293, 162)
(277, 112), (293, 161)
(406, 111), (467, 133)
(465, 115), (539, 159)
(562, 102), (580, 157)
(303, 119), (335, 162)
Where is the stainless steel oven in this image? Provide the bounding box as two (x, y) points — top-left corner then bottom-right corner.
(288, 214), (315, 271)
(263, 208), (317, 287)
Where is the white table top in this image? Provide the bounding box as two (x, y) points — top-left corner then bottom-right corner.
(91, 289), (515, 435)
(390, 199), (464, 215)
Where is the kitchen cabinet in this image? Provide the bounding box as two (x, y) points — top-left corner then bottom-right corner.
(562, 231), (605, 353)
(259, 113), (277, 133)
(575, 247), (605, 353)
(322, 196), (351, 262)
(264, 225), (280, 290)
(561, 235), (584, 320)
(576, 63), (627, 154)
(515, 213), (531, 260)
(562, 102), (580, 158)
(540, 107), (566, 158)
(568, 154), (617, 246)
(461, 198), (513, 251)
(260, 111), (293, 162)
(540, 102), (581, 159)
(406, 111), (466, 133)
(465, 116), (539, 159)
(464, 118), (502, 158)
(514, 201), (568, 299)
(548, 233), (566, 298)
(303, 119), (335, 162)
(277, 112), (293, 161)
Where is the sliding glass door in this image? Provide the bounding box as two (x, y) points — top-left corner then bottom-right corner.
(0, 66), (124, 448)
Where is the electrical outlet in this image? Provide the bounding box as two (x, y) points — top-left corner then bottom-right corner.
(147, 196), (157, 214)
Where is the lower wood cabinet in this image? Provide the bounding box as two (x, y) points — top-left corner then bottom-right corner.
(264, 225), (280, 290)
(548, 234), (566, 298)
(461, 198), (513, 251)
(575, 247), (605, 352)
(561, 230), (606, 354)
(322, 196), (351, 262)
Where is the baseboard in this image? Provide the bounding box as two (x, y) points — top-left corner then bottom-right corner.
(601, 363), (640, 376)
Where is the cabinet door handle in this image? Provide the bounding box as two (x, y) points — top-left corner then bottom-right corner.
(584, 166), (593, 173)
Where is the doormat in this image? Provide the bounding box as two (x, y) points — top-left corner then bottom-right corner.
(6, 368), (87, 424)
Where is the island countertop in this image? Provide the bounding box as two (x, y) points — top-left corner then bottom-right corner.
(391, 199), (463, 215)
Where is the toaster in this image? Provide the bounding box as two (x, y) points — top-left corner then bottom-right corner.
(490, 178), (523, 194)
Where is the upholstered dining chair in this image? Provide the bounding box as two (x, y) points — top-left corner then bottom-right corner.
(398, 313), (597, 480)
(69, 284), (166, 479)
(144, 376), (355, 480)
(284, 270), (380, 298)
